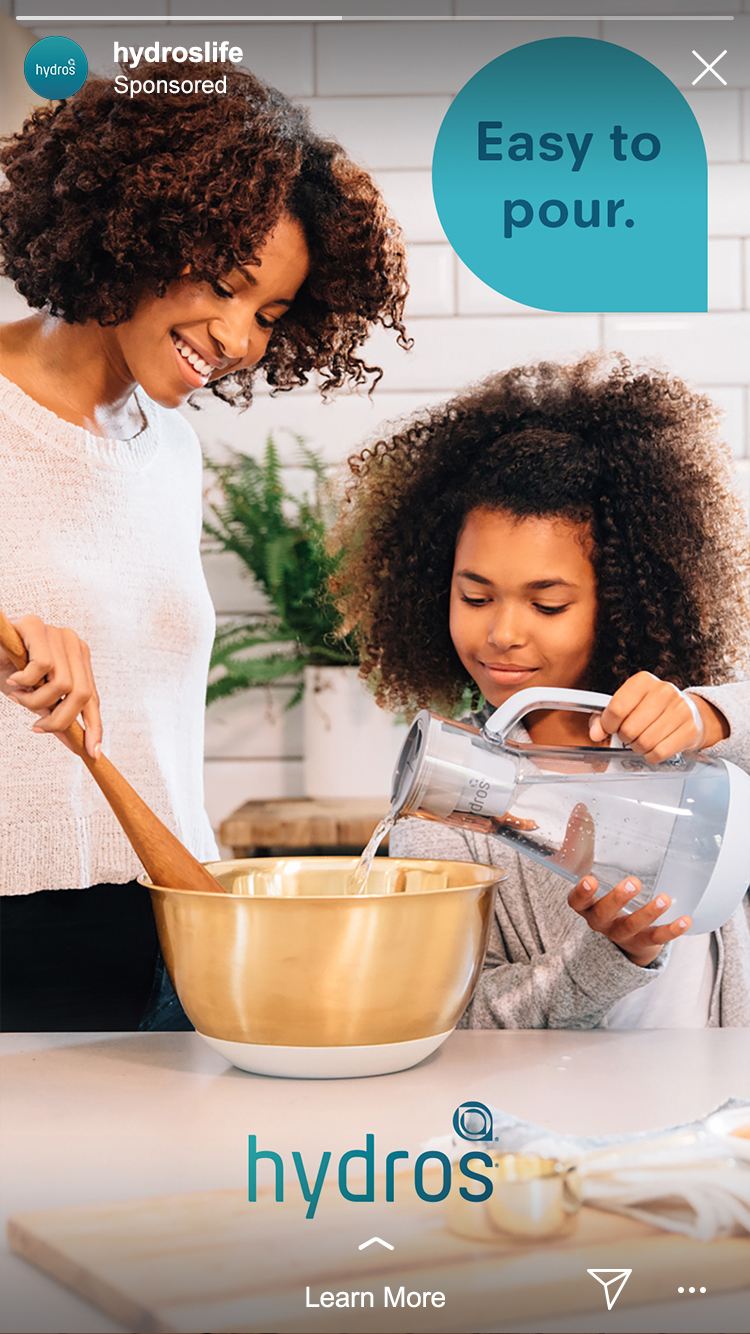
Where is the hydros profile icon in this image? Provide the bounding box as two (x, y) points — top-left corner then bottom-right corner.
(24, 36), (87, 100)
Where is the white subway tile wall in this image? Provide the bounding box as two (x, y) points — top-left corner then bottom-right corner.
(7, 8), (750, 834)
(204, 689), (303, 765)
(602, 314), (750, 384)
(315, 20), (600, 96)
(373, 172), (445, 243)
(305, 96), (453, 171)
(709, 239), (743, 310)
(708, 165), (750, 235)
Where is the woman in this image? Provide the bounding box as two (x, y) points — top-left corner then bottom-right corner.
(0, 59), (409, 1030)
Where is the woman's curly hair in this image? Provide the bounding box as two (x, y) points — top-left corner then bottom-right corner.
(0, 61), (409, 404)
(332, 354), (750, 714)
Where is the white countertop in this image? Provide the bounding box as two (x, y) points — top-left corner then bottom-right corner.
(1, 1028), (749, 1334)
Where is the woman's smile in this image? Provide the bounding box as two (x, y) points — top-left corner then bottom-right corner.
(170, 332), (224, 387)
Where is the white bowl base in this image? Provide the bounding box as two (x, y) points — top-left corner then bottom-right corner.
(197, 1030), (454, 1078)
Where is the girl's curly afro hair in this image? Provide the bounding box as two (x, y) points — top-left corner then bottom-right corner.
(0, 61), (409, 405)
(332, 354), (750, 714)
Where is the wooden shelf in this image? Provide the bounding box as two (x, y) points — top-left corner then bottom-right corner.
(218, 797), (388, 857)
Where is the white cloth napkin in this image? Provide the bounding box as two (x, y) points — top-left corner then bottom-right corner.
(579, 1158), (750, 1241)
(427, 1098), (750, 1241)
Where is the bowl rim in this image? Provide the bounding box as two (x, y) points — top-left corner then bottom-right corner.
(139, 854), (507, 899)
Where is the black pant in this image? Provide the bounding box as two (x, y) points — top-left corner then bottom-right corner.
(0, 881), (191, 1032)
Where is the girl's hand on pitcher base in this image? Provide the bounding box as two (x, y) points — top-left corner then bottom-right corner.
(0, 615), (102, 759)
(568, 875), (691, 967)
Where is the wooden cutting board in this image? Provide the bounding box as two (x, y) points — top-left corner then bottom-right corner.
(9, 1169), (749, 1334)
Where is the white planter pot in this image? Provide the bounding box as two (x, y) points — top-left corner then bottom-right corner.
(303, 666), (408, 800)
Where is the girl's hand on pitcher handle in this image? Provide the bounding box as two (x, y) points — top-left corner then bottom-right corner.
(568, 875), (691, 967)
(0, 615), (102, 759)
(588, 670), (729, 762)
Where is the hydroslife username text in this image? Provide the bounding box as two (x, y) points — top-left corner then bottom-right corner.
(114, 41), (243, 67)
(114, 40), (241, 96)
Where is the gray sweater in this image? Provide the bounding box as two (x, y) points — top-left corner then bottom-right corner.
(390, 682), (750, 1028)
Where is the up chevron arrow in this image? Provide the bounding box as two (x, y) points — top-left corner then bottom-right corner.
(358, 1237), (394, 1251)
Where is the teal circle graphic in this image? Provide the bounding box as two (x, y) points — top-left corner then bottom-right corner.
(432, 37), (707, 313)
(24, 36), (87, 100)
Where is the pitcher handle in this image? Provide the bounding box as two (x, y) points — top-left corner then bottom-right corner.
(483, 687), (615, 744)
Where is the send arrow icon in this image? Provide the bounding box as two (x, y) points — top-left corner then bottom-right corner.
(587, 1269), (632, 1311)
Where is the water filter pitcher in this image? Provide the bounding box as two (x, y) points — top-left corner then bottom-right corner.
(390, 688), (750, 934)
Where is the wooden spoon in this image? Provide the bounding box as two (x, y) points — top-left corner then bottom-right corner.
(0, 609), (225, 894)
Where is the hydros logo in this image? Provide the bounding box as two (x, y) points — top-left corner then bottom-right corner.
(24, 36), (88, 100)
(453, 1100), (494, 1140)
(249, 1103), (498, 1220)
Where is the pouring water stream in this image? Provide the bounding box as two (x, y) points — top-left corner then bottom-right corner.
(349, 811), (397, 894)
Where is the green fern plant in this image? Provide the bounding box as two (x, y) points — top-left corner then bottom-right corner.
(203, 437), (357, 707)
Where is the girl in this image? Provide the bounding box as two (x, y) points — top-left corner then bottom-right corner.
(333, 355), (750, 1028)
(0, 60), (408, 1030)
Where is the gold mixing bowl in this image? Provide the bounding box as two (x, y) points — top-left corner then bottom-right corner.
(142, 857), (503, 1075)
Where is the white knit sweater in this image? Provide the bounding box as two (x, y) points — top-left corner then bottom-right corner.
(0, 372), (219, 894)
